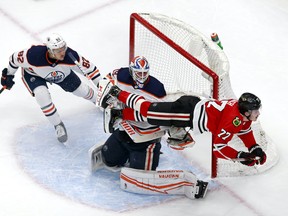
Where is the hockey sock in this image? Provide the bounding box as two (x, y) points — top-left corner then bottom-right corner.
(34, 86), (62, 126)
(118, 91), (151, 117)
(123, 108), (147, 122)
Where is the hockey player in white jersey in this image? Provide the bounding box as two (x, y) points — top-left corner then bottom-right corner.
(89, 56), (208, 199)
(0, 33), (102, 143)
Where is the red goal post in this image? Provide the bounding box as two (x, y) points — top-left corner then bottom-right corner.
(129, 13), (279, 178)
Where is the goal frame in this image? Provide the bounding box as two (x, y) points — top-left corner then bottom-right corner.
(129, 13), (279, 178)
(129, 13), (221, 177)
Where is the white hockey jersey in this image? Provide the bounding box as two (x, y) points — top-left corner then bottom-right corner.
(7, 45), (101, 86)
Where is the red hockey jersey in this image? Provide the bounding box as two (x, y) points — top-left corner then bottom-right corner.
(193, 99), (257, 160)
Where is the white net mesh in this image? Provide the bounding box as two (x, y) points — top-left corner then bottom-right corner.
(130, 13), (279, 177)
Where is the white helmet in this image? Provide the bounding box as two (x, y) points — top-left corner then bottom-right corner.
(45, 33), (67, 51)
(129, 56), (150, 88)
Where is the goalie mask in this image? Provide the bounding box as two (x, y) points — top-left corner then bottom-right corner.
(238, 92), (261, 115)
(45, 33), (67, 56)
(129, 56), (150, 88)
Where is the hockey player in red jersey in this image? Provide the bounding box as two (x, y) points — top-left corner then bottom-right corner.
(98, 82), (267, 166)
(1, 33), (102, 143)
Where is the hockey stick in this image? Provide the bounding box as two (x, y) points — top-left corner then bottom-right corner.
(0, 86), (6, 94)
(68, 52), (88, 77)
(230, 156), (261, 162)
(68, 52), (99, 91)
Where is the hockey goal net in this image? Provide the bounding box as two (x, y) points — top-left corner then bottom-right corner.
(129, 13), (279, 178)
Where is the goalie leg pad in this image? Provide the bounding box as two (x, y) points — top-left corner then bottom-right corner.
(120, 167), (207, 199)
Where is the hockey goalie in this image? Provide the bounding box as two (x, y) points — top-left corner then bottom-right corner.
(89, 58), (208, 200)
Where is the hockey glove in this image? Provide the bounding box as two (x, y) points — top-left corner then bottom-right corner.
(167, 127), (195, 150)
(249, 144), (267, 165)
(1, 68), (15, 90)
(237, 151), (257, 166)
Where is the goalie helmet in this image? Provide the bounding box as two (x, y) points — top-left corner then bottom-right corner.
(129, 56), (150, 88)
(45, 33), (67, 53)
(238, 92), (261, 115)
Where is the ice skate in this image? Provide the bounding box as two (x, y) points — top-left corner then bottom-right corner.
(194, 180), (208, 199)
(54, 122), (68, 143)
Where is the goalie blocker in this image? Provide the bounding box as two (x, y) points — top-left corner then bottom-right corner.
(120, 167), (208, 199)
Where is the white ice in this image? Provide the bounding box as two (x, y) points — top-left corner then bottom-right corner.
(0, 0), (288, 216)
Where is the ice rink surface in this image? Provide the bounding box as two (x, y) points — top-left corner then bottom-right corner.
(0, 0), (288, 215)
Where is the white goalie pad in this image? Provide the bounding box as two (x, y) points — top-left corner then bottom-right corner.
(120, 120), (168, 143)
(120, 167), (201, 199)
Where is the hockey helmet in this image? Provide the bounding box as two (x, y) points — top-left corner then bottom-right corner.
(238, 92), (261, 115)
(129, 56), (150, 88)
(45, 33), (67, 52)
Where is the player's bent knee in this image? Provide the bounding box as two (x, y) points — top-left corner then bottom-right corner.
(33, 86), (52, 106)
(34, 85), (50, 97)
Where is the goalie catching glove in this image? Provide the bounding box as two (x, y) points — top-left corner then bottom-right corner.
(1, 68), (15, 90)
(166, 126), (195, 150)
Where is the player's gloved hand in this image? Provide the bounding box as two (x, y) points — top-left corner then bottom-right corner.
(237, 151), (257, 166)
(249, 144), (267, 165)
(1, 68), (15, 90)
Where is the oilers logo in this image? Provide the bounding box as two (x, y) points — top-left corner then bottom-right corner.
(45, 71), (65, 83)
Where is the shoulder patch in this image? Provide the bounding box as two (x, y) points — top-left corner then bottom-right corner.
(232, 117), (241, 127)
